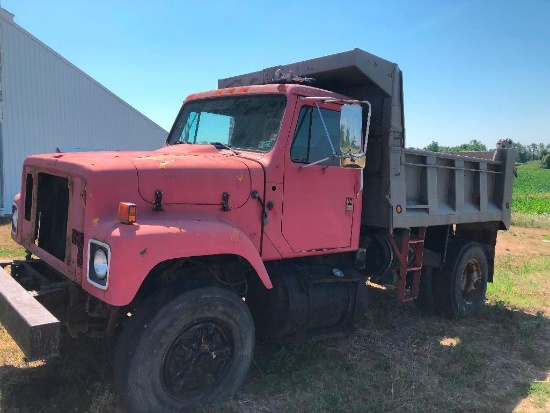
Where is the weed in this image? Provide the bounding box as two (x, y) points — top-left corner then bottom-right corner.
(262, 345), (296, 376)
(511, 212), (550, 229)
(528, 381), (550, 408)
(519, 317), (544, 343)
(449, 338), (488, 378)
(88, 385), (125, 413)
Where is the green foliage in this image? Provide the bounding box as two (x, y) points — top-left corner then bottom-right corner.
(513, 162), (550, 215)
(457, 139), (487, 151)
(513, 142), (550, 163)
(424, 141), (441, 152)
(422, 141), (550, 163)
(423, 139), (487, 153)
(541, 153), (550, 169)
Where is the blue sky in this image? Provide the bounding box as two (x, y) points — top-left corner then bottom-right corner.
(3, 0), (549, 149)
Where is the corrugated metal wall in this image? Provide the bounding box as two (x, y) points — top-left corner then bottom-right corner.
(0, 9), (168, 213)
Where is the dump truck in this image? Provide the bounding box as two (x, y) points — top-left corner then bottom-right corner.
(2, 48), (516, 412)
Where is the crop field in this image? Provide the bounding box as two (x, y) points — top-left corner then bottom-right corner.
(0, 165), (549, 412)
(512, 162), (550, 216)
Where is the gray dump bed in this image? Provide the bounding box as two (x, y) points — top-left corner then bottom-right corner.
(220, 49), (517, 231)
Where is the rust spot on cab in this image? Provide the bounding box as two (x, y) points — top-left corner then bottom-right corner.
(92, 218), (100, 226)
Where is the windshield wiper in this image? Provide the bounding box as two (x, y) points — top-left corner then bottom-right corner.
(210, 142), (239, 155)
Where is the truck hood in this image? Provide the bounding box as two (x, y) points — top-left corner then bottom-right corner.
(130, 149), (256, 208)
(24, 145), (261, 210)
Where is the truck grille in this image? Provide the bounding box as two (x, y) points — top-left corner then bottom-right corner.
(35, 173), (69, 261)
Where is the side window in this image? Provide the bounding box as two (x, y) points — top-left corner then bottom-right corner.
(290, 106), (340, 165)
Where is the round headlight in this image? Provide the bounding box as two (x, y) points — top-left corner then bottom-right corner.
(11, 206), (18, 232)
(93, 249), (108, 280)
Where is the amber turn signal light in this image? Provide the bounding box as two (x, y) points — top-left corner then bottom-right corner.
(118, 202), (137, 224)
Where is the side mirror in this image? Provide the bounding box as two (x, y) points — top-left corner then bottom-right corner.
(339, 104), (365, 169)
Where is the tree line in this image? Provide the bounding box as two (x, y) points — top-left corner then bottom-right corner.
(422, 139), (550, 168)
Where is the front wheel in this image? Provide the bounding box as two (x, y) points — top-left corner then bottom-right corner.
(436, 241), (488, 319)
(113, 287), (255, 413)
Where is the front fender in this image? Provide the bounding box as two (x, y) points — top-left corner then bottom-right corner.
(85, 217), (272, 306)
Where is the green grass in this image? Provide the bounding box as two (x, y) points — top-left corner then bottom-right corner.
(488, 255), (550, 312)
(528, 382), (550, 409)
(513, 162), (550, 215)
(0, 217), (26, 259)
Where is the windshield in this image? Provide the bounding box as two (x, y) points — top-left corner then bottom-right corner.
(166, 95), (286, 152)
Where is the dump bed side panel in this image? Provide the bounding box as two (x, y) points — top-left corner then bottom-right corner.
(384, 147), (516, 230)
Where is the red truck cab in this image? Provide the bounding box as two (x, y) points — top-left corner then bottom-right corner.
(11, 84), (362, 307)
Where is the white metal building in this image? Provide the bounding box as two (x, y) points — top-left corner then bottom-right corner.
(0, 8), (168, 215)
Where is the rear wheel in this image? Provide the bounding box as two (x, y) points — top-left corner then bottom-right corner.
(415, 266), (437, 314)
(435, 241), (488, 319)
(114, 286), (255, 413)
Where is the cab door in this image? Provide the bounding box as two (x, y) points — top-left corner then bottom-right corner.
(282, 102), (360, 252)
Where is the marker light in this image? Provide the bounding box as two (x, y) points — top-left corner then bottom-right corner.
(118, 202), (137, 224)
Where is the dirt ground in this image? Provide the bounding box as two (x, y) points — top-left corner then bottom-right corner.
(496, 226), (550, 259)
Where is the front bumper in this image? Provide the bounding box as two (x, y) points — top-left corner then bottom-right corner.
(0, 263), (60, 361)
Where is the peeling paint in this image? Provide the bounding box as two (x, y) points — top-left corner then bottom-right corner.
(133, 155), (176, 162)
(237, 174), (243, 183)
(158, 160), (175, 169)
(229, 228), (241, 243)
(92, 218), (100, 226)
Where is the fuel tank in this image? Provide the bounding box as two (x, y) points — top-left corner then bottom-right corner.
(247, 262), (367, 341)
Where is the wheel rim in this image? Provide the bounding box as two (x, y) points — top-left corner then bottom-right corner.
(460, 258), (483, 304)
(161, 319), (233, 400)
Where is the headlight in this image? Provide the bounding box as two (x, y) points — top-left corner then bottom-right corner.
(88, 240), (110, 289)
(11, 204), (18, 234)
(93, 249), (108, 280)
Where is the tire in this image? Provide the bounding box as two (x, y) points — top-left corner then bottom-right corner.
(113, 286), (255, 413)
(435, 241), (488, 319)
(415, 267), (437, 314)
